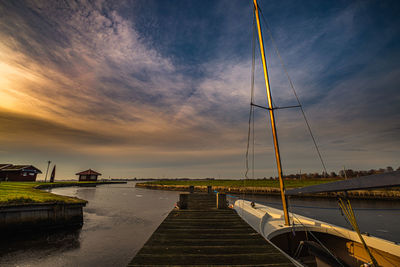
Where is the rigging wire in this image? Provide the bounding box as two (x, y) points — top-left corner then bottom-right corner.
(244, 8), (256, 181)
(291, 212), (346, 267)
(257, 5), (328, 176)
(243, 3), (257, 210)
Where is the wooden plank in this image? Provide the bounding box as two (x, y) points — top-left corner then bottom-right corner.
(128, 194), (295, 266)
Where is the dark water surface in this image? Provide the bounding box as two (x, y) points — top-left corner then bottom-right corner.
(0, 182), (180, 267)
(1, 183), (400, 266)
(228, 193), (400, 243)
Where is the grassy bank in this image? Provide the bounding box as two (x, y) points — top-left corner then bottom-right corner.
(0, 181), (119, 206)
(137, 179), (400, 200)
(142, 179), (342, 188)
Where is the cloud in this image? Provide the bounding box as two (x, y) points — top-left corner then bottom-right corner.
(0, 0), (399, 178)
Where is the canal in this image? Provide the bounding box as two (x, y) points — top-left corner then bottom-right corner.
(1, 182), (399, 266)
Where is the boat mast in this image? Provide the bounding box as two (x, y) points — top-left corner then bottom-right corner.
(253, 0), (290, 226)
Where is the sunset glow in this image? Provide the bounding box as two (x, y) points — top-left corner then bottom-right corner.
(0, 0), (399, 179)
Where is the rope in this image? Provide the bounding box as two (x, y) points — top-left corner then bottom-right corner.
(257, 5), (328, 176)
(291, 212), (346, 267)
(338, 196), (379, 266)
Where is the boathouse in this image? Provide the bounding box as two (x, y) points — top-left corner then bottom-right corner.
(0, 164), (42, 182)
(76, 169), (101, 181)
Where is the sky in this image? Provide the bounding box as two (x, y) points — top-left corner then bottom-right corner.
(0, 0), (399, 180)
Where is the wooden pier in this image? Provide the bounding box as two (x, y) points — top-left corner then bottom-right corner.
(129, 193), (295, 266)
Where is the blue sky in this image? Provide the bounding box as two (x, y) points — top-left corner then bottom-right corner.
(0, 0), (399, 179)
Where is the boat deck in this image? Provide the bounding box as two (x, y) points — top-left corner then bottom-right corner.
(128, 194), (295, 266)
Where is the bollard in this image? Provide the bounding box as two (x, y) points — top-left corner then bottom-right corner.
(189, 185), (194, 193)
(217, 193), (227, 209)
(178, 193), (188, 209)
(207, 185), (212, 194)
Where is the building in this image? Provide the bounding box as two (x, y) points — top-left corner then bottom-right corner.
(0, 164), (42, 181)
(76, 169), (101, 181)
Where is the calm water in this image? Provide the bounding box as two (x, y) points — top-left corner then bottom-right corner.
(1, 183), (399, 266)
(0, 182), (180, 267)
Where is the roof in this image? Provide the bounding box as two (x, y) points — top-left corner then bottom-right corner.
(76, 169), (102, 176)
(0, 164), (12, 170)
(0, 164), (42, 173)
(286, 171), (400, 195)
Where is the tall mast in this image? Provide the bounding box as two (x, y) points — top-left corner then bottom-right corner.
(253, 0), (290, 226)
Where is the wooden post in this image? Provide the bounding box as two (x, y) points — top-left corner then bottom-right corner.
(207, 186), (212, 194)
(189, 185), (194, 193)
(217, 193), (227, 209)
(178, 194), (188, 209)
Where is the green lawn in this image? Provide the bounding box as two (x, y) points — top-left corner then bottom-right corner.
(142, 178), (342, 188)
(0, 181), (96, 205)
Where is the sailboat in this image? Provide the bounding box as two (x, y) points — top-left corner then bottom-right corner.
(234, 1), (400, 266)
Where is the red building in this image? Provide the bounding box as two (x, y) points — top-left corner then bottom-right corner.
(0, 164), (42, 181)
(76, 169), (101, 181)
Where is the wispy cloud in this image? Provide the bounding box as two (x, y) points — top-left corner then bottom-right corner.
(0, 0), (399, 178)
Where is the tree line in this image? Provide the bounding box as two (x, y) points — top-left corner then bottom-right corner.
(280, 166), (400, 179)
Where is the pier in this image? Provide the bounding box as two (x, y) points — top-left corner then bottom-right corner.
(129, 192), (295, 266)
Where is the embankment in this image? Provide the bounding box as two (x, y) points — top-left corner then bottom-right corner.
(0, 181), (126, 232)
(135, 183), (400, 200)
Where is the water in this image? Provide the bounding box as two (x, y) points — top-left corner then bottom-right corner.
(227, 193), (400, 243)
(1, 183), (399, 266)
(0, 182), (180, 267)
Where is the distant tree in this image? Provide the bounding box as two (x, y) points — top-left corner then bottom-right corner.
(330, 172), (337, 178)
(397, 166), (400, 171)
(346, 169), (355, 178)
(386, 166), (394, 172)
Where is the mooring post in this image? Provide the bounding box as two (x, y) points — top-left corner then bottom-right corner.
(189, 185), (194, 193)
(178, 193), (188, 209)
(217, 193), (227, 209)
(207, 185), (212, 194)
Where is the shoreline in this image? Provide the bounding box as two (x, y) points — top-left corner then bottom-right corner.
(0, 181), (127, 232)
(135, 183), (400, 200)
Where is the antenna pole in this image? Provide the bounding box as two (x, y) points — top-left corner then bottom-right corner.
(253, 0), (290, 226)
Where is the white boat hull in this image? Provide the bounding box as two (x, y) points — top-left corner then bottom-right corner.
(234, 199), (400, 267)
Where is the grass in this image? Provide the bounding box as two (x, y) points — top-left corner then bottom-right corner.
(0, 181), (98, 205)
(141, 178), (343, 188)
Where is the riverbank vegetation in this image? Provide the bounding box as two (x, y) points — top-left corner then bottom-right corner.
(0, 181), (111, 206)
(141, 178), (341, 188)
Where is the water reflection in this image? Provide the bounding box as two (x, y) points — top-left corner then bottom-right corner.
(0, 227), (81, 263)
(1, 182), (180, 267)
